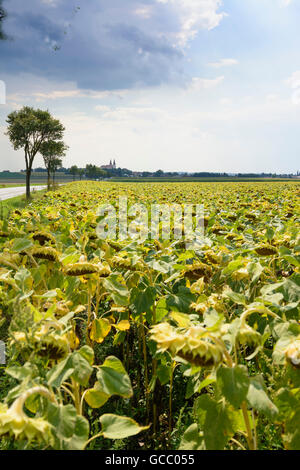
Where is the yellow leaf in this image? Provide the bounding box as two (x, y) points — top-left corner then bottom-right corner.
(66, 331), (80, 350)
(90, 318), (111, 343)
(170, 311), (191, 328)
(85, 383), (109, 408)
(114, 320), (130, 331)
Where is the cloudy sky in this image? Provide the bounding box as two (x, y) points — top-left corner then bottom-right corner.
(0, 0), (300, 173)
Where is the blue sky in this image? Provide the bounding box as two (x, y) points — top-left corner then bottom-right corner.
(0, 0), (300, 173)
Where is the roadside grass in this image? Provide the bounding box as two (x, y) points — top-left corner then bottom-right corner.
(0, 188), (47, 220)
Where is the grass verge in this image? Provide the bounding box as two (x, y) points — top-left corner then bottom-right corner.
(0, 188), (47, 220)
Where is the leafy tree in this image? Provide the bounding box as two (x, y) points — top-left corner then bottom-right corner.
(85, 164), (106, 180)
(6, 107), (65, 199)
(51, 157), (63, 186)
(70, 165), (79, 181)
(40, 140), (68, 190)
(78, 169), (85, 181)
(0, 1), (6, 40)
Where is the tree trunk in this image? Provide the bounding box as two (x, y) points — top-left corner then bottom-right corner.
(47, 168), (51, 191)
(26, 167), (31, 200)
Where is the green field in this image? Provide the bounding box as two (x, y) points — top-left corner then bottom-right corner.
(110, 177), (299, 183)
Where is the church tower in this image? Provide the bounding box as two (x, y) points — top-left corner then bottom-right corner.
(113, 159), (116, 169)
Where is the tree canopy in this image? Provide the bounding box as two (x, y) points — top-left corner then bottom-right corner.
(40, 140), (68, 190)
(6, 106), (65, 198)
(0, 1), (6, 40)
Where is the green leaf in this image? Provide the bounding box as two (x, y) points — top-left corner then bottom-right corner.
(203, 308), (224, 330)
(222, 258), (244, 276)
(246, 376), (278, 420)
(166, 286), (195, 313)
(103, 276), (130, 306)
(194, 395), (235, 450)
(131, 286), (156, 317)
(247, 262), (264, 283)
(47, 350), (93, 388)
(217, 365), (250, 408)
(6, 362), (37, 381)
(47, 403), (89, 450)
(273, 324), (300, 365)
(96, 356), (133, 398)
(85, 382), (109, 409)
(261, 279), (300, 304)
(155, 297), (168, 322)
(70, 351), (93, 386)
(283, 409), (300, 450)
(78, 345), (94, 365)
(47, 356), (74, 388)
(275, 388), (300, 421)
(179, 424), (205, 450)
(147, 259), (171, 274)
(157, 364), (171, 385)
(100, 414), (149, 439)
(11, 238), (33, 253)
(224, 289), (247, 306)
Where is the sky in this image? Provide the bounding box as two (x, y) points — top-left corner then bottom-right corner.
(0, 0), (300, 173)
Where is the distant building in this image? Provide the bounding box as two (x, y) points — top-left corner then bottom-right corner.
(101, 159), (116, 170)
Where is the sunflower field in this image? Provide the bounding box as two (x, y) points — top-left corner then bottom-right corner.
(0, 181), (299, 450)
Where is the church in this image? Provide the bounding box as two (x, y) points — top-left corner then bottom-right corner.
(101, 159), (116, 170)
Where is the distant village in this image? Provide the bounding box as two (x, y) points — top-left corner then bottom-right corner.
(1, 159), (299, 180)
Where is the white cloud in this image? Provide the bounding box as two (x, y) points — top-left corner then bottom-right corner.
(134, 6), (153, 19)
(7, 87), (129, 103)
(157, 0), (226, 46)
(94, 106), (166, 122)
(208, 58), (238, 68)
(220, 97), (232, 105)
(286, 71), (300, 89)
(189, 75), (224, 90)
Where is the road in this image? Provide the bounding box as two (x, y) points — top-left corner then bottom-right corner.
(0, 185), (46, 201)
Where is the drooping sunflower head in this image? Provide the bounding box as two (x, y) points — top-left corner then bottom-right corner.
(254, 244), (278, 256)
(237, 324), (261, 347)
(0, 231), (10, 238)
(11, 322), (70, 361)
(33, 323), (70, 360)
(32, 231), (56, 246)
(98, 263), (111, 277)
(183, 262), (213, 281)
(31, 247), (59, 262)
(150, 323), (223, 368)
(65, 262), (99, 276)
(231, 267), (249, 281)
(0, 396), (53, 445)
(205, 250), (222, 265)
(150, 322), (186, 355)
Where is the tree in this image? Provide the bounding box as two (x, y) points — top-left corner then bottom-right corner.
(51, 157), (63, 186)
(78, 169), (85, 181)
(6, 107), (65, 199)
(39, 140), (68, 190)
(70, 165), (78, 181)
(85, 164), (106, 180)
(0, 1), (6, 40)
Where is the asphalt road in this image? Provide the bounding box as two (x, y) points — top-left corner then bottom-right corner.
(0, 185), (46, 201)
